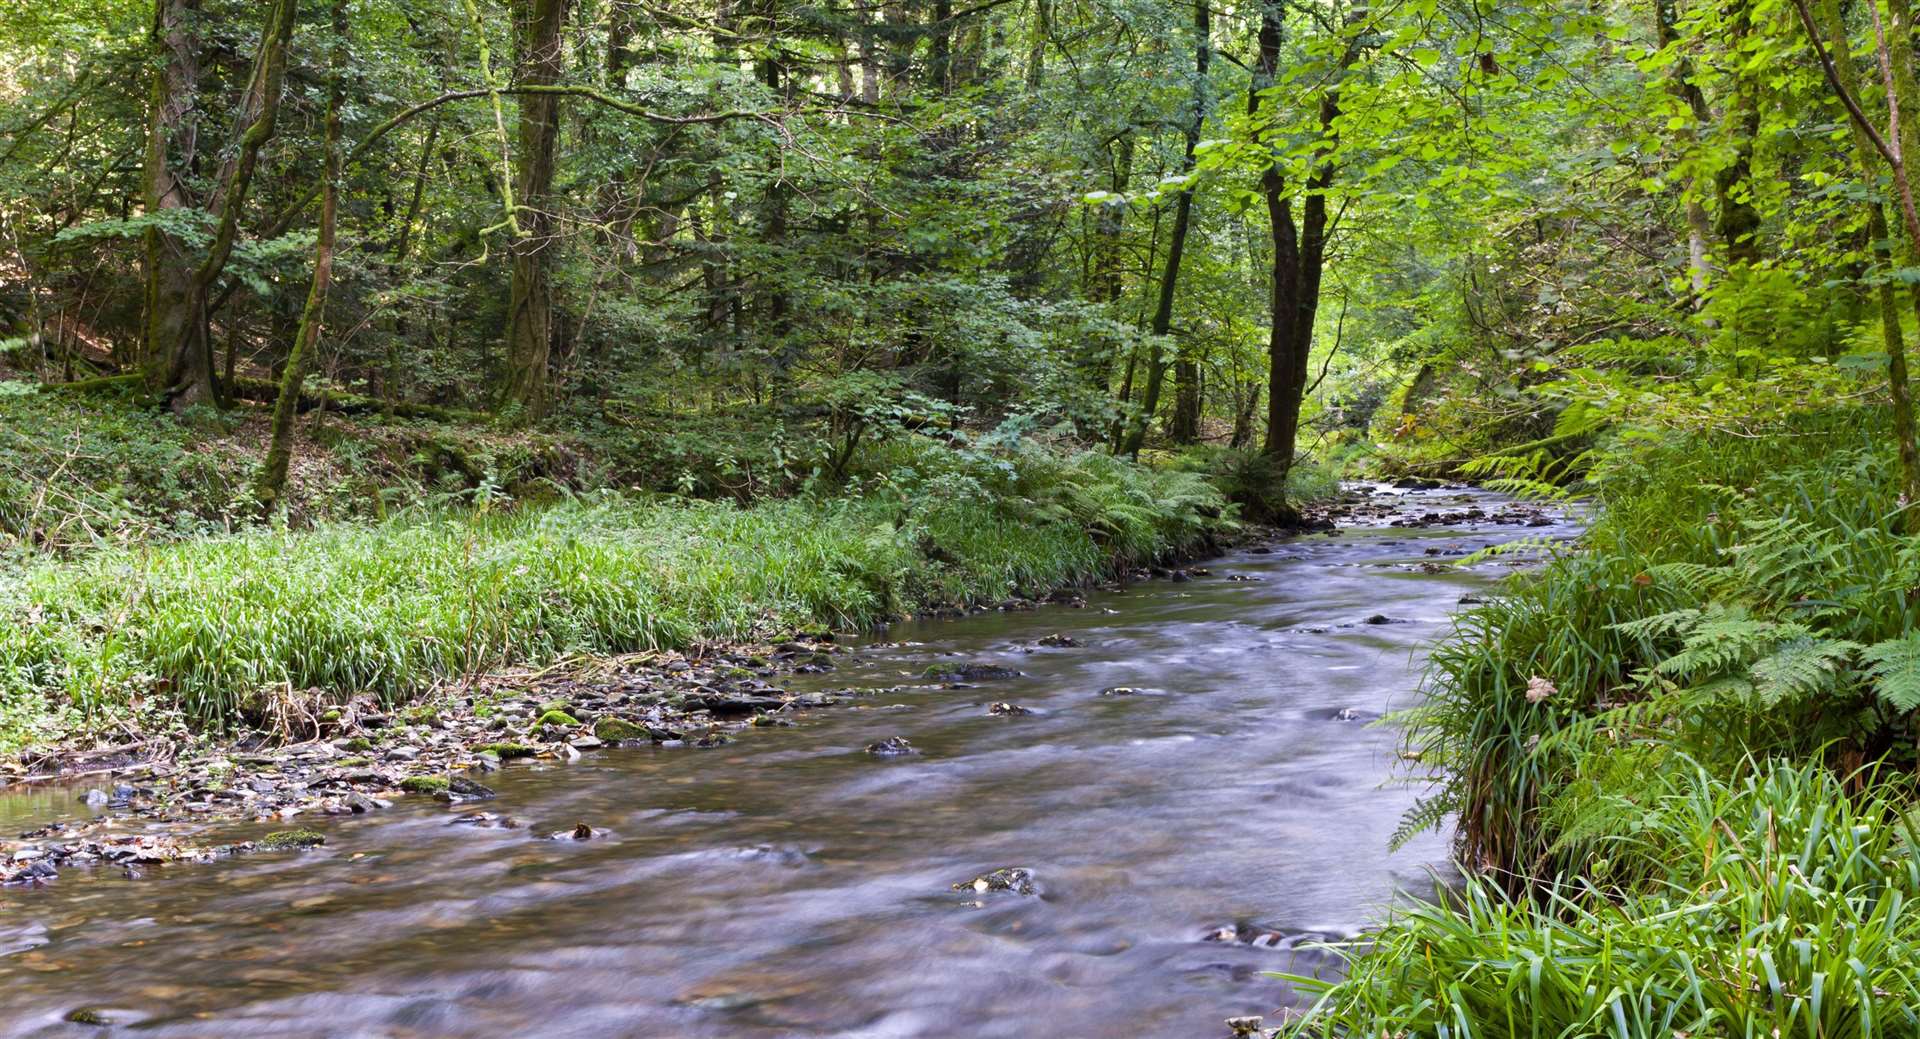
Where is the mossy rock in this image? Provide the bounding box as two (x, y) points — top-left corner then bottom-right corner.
(259, 830), (326, 850)
(593, 717), (647, 742)
(336, 756), (370, 768)
(537, 699), (574, 717)
(399, 775), (451, 795)
(528, 710), (579, 733)
(480, 742), (536, 760)
(64, 1008), (112, 1026)
(342, 736), (373, 752)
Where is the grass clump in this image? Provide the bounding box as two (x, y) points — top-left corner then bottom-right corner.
(1292, 760), (1920, 1036)
(0, 434), (1225, 754)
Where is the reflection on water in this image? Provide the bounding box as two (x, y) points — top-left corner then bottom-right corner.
(0, 487), (1569, 1038)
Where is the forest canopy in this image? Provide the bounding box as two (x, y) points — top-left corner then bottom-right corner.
(0, 0), (1835, 514)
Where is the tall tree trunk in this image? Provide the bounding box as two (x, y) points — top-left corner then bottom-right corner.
(1254, 0), (1300, 473)
(1259, 1), (1362, 494)
(501, 0), (570, 421)
(1653, 0), (1716, 298)
(760, 40), (793, 372)
(1026, 0), (1050, 89)
(141, 0), (201, 397)
(257, 0), (348, 514)
(143, 0), (298, 411)
(1879, 0), (1920, 527)
(1118, 0), (1208, 458)
(1715, 0), (1763, 267)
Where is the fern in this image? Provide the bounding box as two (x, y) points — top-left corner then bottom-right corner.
(1862, 634), (1920, 712)
(1654, 610), (1799, 680)
(1748, 635), (1858, 706)
(1645, 562), (1737, 600)
(1609, 608), (1703, 641)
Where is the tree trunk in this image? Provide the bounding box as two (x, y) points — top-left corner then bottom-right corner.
(140, 0), (202, 403)
(1117, 0), (1209, 458)
(1653, 0), (1716, 299)
(1258, 1), (1362, 493)
(257, 0), (348, 513)
(1798, 0), (1920, 528)
(144, 0), (298, 411)
(501, 0), (570, 421)
(1715, 0), (1763, 267)
(1878, 0), (1920, 527)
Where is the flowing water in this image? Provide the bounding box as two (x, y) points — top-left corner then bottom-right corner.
(0, 486), (1571, 1038)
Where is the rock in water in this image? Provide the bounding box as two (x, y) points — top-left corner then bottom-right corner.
(865, 736), (917, 756)
(1225, 1016), (1263, 1037)
(952, 867), (1037, 896)
(924, 662), (1023, 681)
(987, 702), (1032, 716)
(1035, 633), (1080, 648)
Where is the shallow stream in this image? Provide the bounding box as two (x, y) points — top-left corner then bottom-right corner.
(0, 485), (1571, 1037)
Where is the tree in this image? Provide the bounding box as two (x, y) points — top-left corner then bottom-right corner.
(256, 0), (348, 513)
(500, 0), (570, 420)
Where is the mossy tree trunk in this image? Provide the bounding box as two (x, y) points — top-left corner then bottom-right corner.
(256, 0), (347, 515)
(142, 0), (297, 412)
(1797, 0), (1920, 531)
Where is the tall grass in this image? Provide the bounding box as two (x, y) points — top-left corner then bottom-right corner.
(0, 441), (1225, 751)
(1400, 405), (1916, 883)
(1291, 760), (1920, 1037)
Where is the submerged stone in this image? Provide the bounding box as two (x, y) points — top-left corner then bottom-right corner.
(924, 662), (1023, 681)
(865, 736), (917, 756)
(953, 866), (1036, 896)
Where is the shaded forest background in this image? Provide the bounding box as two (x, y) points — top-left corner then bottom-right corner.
(2, 0), (1738, 528)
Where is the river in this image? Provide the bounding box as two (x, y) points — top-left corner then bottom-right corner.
(0, 485), (1568, 1037)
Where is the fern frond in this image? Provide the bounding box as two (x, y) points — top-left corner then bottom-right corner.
(1654, 611), (1799, 680)
(1748, 635), (1859, 707)
(1862, 633), (1920, 711)
(1609, 608), (1703, 641)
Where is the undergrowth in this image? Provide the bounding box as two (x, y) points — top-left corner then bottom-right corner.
(1298, 397), (1920, 1034)
(1292, 760), (1920, 1036)
(0, 432), (1226, 755)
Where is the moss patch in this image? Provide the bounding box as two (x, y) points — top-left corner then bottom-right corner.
(259, 829), (326, 850)
(528, 710), (580, 732)
(593, 717), (648, 742)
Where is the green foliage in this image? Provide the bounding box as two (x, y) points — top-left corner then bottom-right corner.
(1400, 402), (1920, 882)
(0, 433), (1225, 751)
(1292, 761), (1920, 1038)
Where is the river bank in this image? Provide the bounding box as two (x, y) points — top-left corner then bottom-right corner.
(0, 484), (1558, 890)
